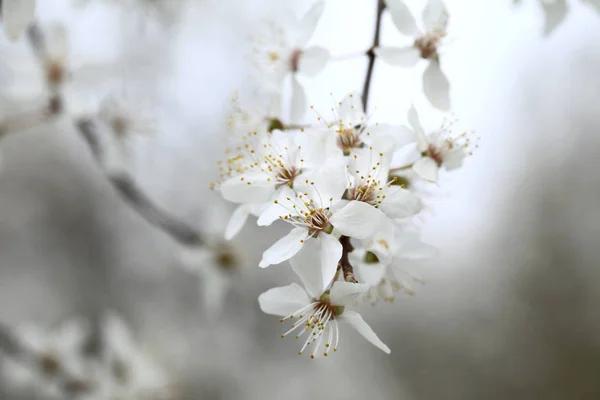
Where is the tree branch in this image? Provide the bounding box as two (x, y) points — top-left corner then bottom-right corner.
(76, 119), (203, 246)
(361, 0), (386, 112)
(338, 235), (358, 283)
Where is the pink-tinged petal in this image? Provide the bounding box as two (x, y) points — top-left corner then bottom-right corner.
(319, 233), (343, 290)
(330, 282), (370, 306)
(330, 201), (385, 239)
(258, 283), (310, 317)
(374, 46), (420, 67)
(2, 0), (36, 41)
(220, 172), (276, 205)
(259, 227), (309, 268)
(339, 310), (391, 354)
(443, 148), (465, 171)
(225, 205), (250, 240)
(423, 61), (450, 111)
(422, 0), (449, 32)
(413, 157), (439, 182)
(298, 46), (329, 76)
(290, 75), (307, 123)
(295, 1), (325, 46)
(380, 186), (423, 219)
(541, 0), (568, 36)
(396, 232), (440, 259)
(289, 240), (325, 299)
(384, 0), (420, 36)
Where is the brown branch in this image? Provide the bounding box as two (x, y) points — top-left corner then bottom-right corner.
(76, 119), (203, 246)
(361, 0), (386, 112)
(338, 235), (358, 283)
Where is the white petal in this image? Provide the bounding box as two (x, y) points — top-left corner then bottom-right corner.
(290, 75), (307, 123)
(331, 201), (385, 239)
(319, 233), (343, 290)
(289, 240), (326, 298)
(442, 148), (465, 171)
(541, 0), (568, 36)
(102, 312), (136, 358)
(407, 105), (426, 149)
(259, 227), (309, 268)
(257, 186), (295, 227)
(422, 0), (449, 32)
(258, 283), (310, 317)
(340, 310), (391, 354)
(354, 260), (387, 286)
(384, 0), (420, 36)
(423, 61), (450, 111)
(296, 155), (348, 203)
(54, 318), (89, 350)
(330, 282), (369, 306)
(413, 157), (439, 182)
(374, 46), (420, 67)
(45, 23), (69, 62)
(298, 46), (329, 76)
(225, 205), (250, 240)
(2, 0), (36, 41)
(583, 0), (600, 15)
(396, 232), (440, 259)
(380, 186), (423, 219)
(295, 1), (325, 46)
(220, 172), (276, 205)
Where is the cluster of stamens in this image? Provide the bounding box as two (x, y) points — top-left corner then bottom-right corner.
(274, 189), (334, 236)
(414, 29), (446, 60)
(279, 294), (343, 358)
(423, 119), (479, 165)
(345, 152), (398, 207)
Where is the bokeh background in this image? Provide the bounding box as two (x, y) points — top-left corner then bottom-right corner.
(1, 0), (600, 399)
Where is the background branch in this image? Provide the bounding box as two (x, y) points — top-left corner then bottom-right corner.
(361, 0), (386, 112)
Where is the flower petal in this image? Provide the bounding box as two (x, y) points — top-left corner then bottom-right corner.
(407, 105), (427, 150)
(289, 240), (325, 298)
(340, 310), (391, 354)
(423, 60), (450, 111)
(330, 282), (370, 306)
(330, 201), (385, 239)
(225, 205), (250, 240)
(380, 186), (423, 219)
(220, 172), (276, 205)
(396, 232), (440, 259)
(354, 258), (387, 286)
(290, 75), (307, 122)
(259, 227), (309, 268)
(319, 233), (343, 290)
(298, 46), (329, 76)
(54, 318), (90, 351)
(258, 283), (310, 317)
(583, 0), (600, 15)
(442, 148), (465, 171)
(375, 46), (420, 67)
(2, 0), (36, 41)
(413, 157), (439, 182)
(257, 186), (295, 227)
(295, 1), (325, 46)
(422, 0), (449, 32)
(384, 0), (420, 36)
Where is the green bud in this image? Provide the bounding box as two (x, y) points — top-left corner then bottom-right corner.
(267, 118), (285, 133)
(364, 251), (380, 264)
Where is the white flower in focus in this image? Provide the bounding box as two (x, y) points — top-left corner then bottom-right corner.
(258, 263), (390, 357)
(96, 91), (156, 174)
(345, 147), (422, 221)
(353, 220), (439, 303)
(376, 0), (451, 110)
(321, 93), (414, 156)
(100, 312), (173, 400)
(405, 106), (475, 182)
(1, 0), (36, 41)
(257, 163), (385, 290)
(251, 1), (329, 121)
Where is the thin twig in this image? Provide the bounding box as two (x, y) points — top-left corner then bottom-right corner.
(361, 0), (386, 112)
(76, 119), (203, 246)
(338, 235), (358, 283)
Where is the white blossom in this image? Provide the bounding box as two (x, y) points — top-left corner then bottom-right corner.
(258, 252), (390, 357)
(251, 1), (329, 121)
(1, 0), (36, 41)
(376, 0), (451, 110)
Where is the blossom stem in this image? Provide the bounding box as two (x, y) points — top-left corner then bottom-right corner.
(338, 235), (358, 283)
(361, 0), (386, 113)
(76, 119), (204, 246)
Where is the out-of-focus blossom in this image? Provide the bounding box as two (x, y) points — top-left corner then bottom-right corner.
(251, 1), (329, 122)
(1, 0), (36, 41)
(376, 0), (451, 110)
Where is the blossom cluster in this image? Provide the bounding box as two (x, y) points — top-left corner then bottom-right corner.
(210, 0), (478, 358)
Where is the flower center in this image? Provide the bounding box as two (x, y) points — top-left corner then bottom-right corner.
(414, 32), (444, 60)
(347, 183), (378, 205)
(307, 209), (333, 236)
(425, 143), (444, 166)
(336, 125), (364, 155)
(275, 165), (301, 188)
(214, 244), (238, 271)
(289, 49), (302, 73)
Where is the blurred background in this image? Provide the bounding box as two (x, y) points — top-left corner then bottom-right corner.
(1, 0), (600, 399)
